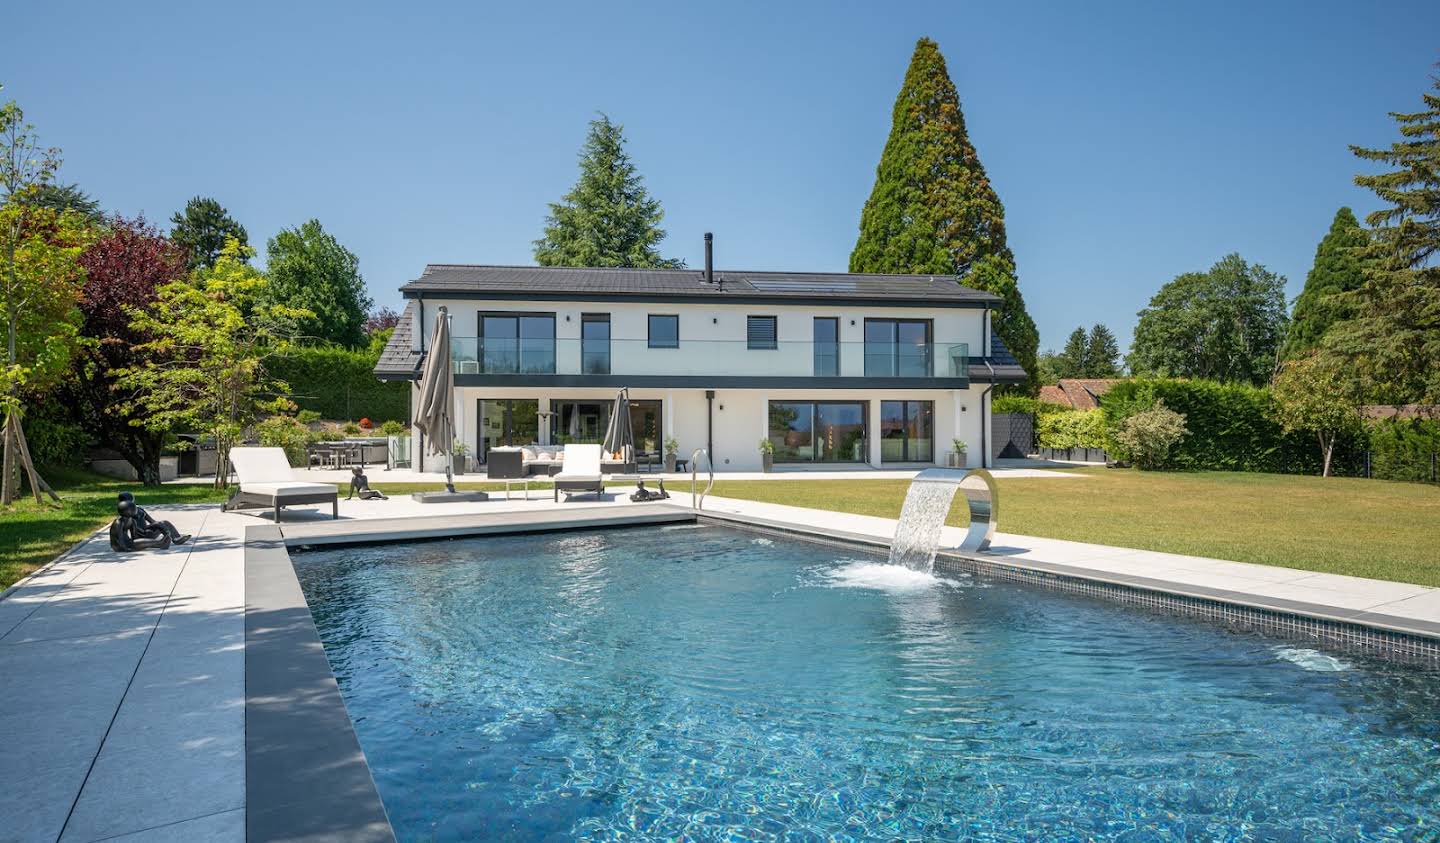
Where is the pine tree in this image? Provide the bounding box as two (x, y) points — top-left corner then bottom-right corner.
(1084, 324), (1121, 377)
(534, 115), (683, 269)
(170, 196), (248, 270)
(849, 37), (1039, 392)
(1324, 73), (1440, 403)
(1282, 207), (1368, 360)
(1057, 328), (1088, 378)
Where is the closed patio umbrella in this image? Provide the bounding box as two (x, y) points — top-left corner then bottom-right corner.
(602, 388), (634, 465)
(415, 306), (457, 493)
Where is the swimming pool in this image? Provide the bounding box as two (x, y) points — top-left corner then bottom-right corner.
(295, 524), (1440, 841)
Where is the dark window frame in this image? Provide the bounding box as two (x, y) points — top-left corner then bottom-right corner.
(863, 317), (933, 377)
(581, 312), (611, 375)
(879, 399), (935, 463)
(813, 316), (839, 376)
(746, 315), (779, 350)
(647, 314), (680, 348)
(767, 399), (869, 464)
(477, 310), (556, 374)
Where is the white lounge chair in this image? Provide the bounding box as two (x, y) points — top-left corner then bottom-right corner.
(225, 447), (339, 521)
(553, 444), (605, 501)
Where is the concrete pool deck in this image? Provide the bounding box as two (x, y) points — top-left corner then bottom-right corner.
(2, 492), (1437, 842)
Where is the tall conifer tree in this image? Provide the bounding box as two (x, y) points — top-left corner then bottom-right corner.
(534, 114), (682, 269)
(1084, 324), (1121, 377)
(1282, 207), (1367, 360)
(1057, 328), (1088, 378)
(850, 38), (1039, 391)
(1324, 74), (1440, 403)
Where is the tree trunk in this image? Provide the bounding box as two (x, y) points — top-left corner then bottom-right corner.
(1, 413), (16, 505)
(1320, 432), (1334, 478)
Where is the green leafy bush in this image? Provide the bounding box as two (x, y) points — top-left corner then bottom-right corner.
(991, 395), (1063, 416)
(1038, 409), (1106, 449)
(24, 415), (90, 467)
(342, 421), (362, 436)
(255, 415), (315, 466)
(379, 420), (406, 436)
(297, 409), (322, 425)
(1101, 378), (1325, 472)
(1368, 418), (1440, 483)
(268, 345), (408, 423)
(1111, 402), (1189, 469)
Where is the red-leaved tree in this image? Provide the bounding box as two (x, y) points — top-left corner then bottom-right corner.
(67, 216), (188, 484)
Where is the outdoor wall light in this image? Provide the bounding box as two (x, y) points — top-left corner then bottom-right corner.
(564, 315), (571, 321)
(850, 319), (856, 325)
(712, 317), (718, 324)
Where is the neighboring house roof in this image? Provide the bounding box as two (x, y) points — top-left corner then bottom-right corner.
(373, 300), (422, 379)
(1038, 378), (1124, 410)
(1361, 404), (1440, 420)
(399, 264), (1003, 306)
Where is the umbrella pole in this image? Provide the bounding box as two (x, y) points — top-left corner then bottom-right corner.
(445, 461), (456, 494)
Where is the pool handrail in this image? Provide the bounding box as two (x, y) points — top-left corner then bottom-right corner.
(691, 448), (714, 510)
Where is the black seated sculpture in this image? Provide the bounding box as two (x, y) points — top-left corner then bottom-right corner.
(347, 467), (388, 500)
(118, 492), (190, 545)
(109, 498), (173, 552)
(629, 479), (670, 502)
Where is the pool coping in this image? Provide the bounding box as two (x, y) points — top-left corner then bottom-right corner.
(241, 505), (698, 843)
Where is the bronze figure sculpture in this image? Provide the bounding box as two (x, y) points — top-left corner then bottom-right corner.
(347, 467), (388, 500)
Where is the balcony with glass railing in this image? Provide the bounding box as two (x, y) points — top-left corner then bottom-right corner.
(446, 338), (970, 380)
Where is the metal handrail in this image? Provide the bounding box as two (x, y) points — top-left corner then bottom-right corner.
(690, 447), (714, 510)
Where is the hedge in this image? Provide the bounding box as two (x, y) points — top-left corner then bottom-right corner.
(1099, 378), (1324, 473)
(1368, 418), (1440, 483)
(1038, 409), (1106, 449)
(268, 346), (408, 423)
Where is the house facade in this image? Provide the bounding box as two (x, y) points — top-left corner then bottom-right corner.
(375, 258), (1027, 473)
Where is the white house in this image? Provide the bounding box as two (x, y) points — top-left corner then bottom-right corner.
(375, 242), (1027, 473)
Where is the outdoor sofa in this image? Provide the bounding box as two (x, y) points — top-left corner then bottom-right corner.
(225, 447), (339, 521)
(553, 444), (605, 501)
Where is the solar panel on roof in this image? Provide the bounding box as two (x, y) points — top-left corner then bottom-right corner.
(745, 277), (864, 293)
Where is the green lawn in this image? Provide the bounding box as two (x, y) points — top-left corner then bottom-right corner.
(3, 467), (1438, 592)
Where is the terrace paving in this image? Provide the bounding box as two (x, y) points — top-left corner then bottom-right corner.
(2, 490), (1437, 842)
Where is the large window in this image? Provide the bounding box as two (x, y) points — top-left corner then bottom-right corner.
(880, 400), (934, 462)
(581, 313), (610, 375)
(552, 399), (663, 451)
(864, 318), (931, 377)
(477, 399), (540, 462)
(479, 312), (555, 374)
(747, 315), (777, 349)
(768, 401), (867, 463)
(813, 317), (839, 376)
(648, 314), (679, 348)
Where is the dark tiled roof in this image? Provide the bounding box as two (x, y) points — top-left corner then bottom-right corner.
(400, 264), (1002, 304)
(966, 333), (1026, 382)
(373, 300), (422, 379)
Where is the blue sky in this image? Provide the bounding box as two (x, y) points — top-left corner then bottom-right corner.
(6, 0), (1437, 351)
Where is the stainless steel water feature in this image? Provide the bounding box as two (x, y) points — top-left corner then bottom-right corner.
(889, 468), (998, 572)
(690, 448), (715, 510)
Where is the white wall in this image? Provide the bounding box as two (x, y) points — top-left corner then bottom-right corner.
(410, 298), (985, 378)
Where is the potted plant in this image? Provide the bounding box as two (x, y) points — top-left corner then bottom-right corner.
(451, 440), (470, 475)
(759, 438), (774, 473)
(664, 437), (679, 472)
(951, 439), (968, 468)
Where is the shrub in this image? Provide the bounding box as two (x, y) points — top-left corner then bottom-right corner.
(342, 421), (362, 436)
(1038, 409), (1106, 449)
(379, 420), (406, 436)
(1368, 418), (1440, 483)
(267, 345), (408, 423)
(1101, 378), (1324, 472)
(24, 415), (90, 467)
(1111, 402), (1188, 469)
(296, 409), (322, 425)
(255, 415), (314, 466)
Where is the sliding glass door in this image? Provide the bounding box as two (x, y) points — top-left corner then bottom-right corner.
(477, 399), (540, 463)
(551, 399), (663, 451)
(880, 400), (934, 462)
(768, 401), (867, 463)
(864, 319), (932, 377)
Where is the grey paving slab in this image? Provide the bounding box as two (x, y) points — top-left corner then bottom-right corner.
(90, 809), (244, 843)
(1360, 589), (1440, 622)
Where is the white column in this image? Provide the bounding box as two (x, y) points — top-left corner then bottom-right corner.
(867, 399), (882, 467)
(665, 391), (675, 449)
(758, 393), (768, 442)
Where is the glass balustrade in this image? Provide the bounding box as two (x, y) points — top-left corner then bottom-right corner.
(445, 338), (969, 380)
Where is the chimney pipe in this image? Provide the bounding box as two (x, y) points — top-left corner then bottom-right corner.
(704, 232), (714, 285)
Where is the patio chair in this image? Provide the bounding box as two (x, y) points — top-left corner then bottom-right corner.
(486, 447), (531, 500)
(553, 443), (605, 501)
(225, 446), (339, 521)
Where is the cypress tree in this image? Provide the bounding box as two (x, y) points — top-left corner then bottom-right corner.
(1281, 207), (1367, 360)
(850, 37), (1039, 392)
(534, 114), (683, 269)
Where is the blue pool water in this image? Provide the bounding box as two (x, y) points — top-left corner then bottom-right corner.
(295, 525), (1440, 841)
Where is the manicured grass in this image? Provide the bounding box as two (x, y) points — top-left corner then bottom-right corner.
(665, 469), (1440, 586)
(4, 467), (1438, 591)
(0, 468), (227, 590)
